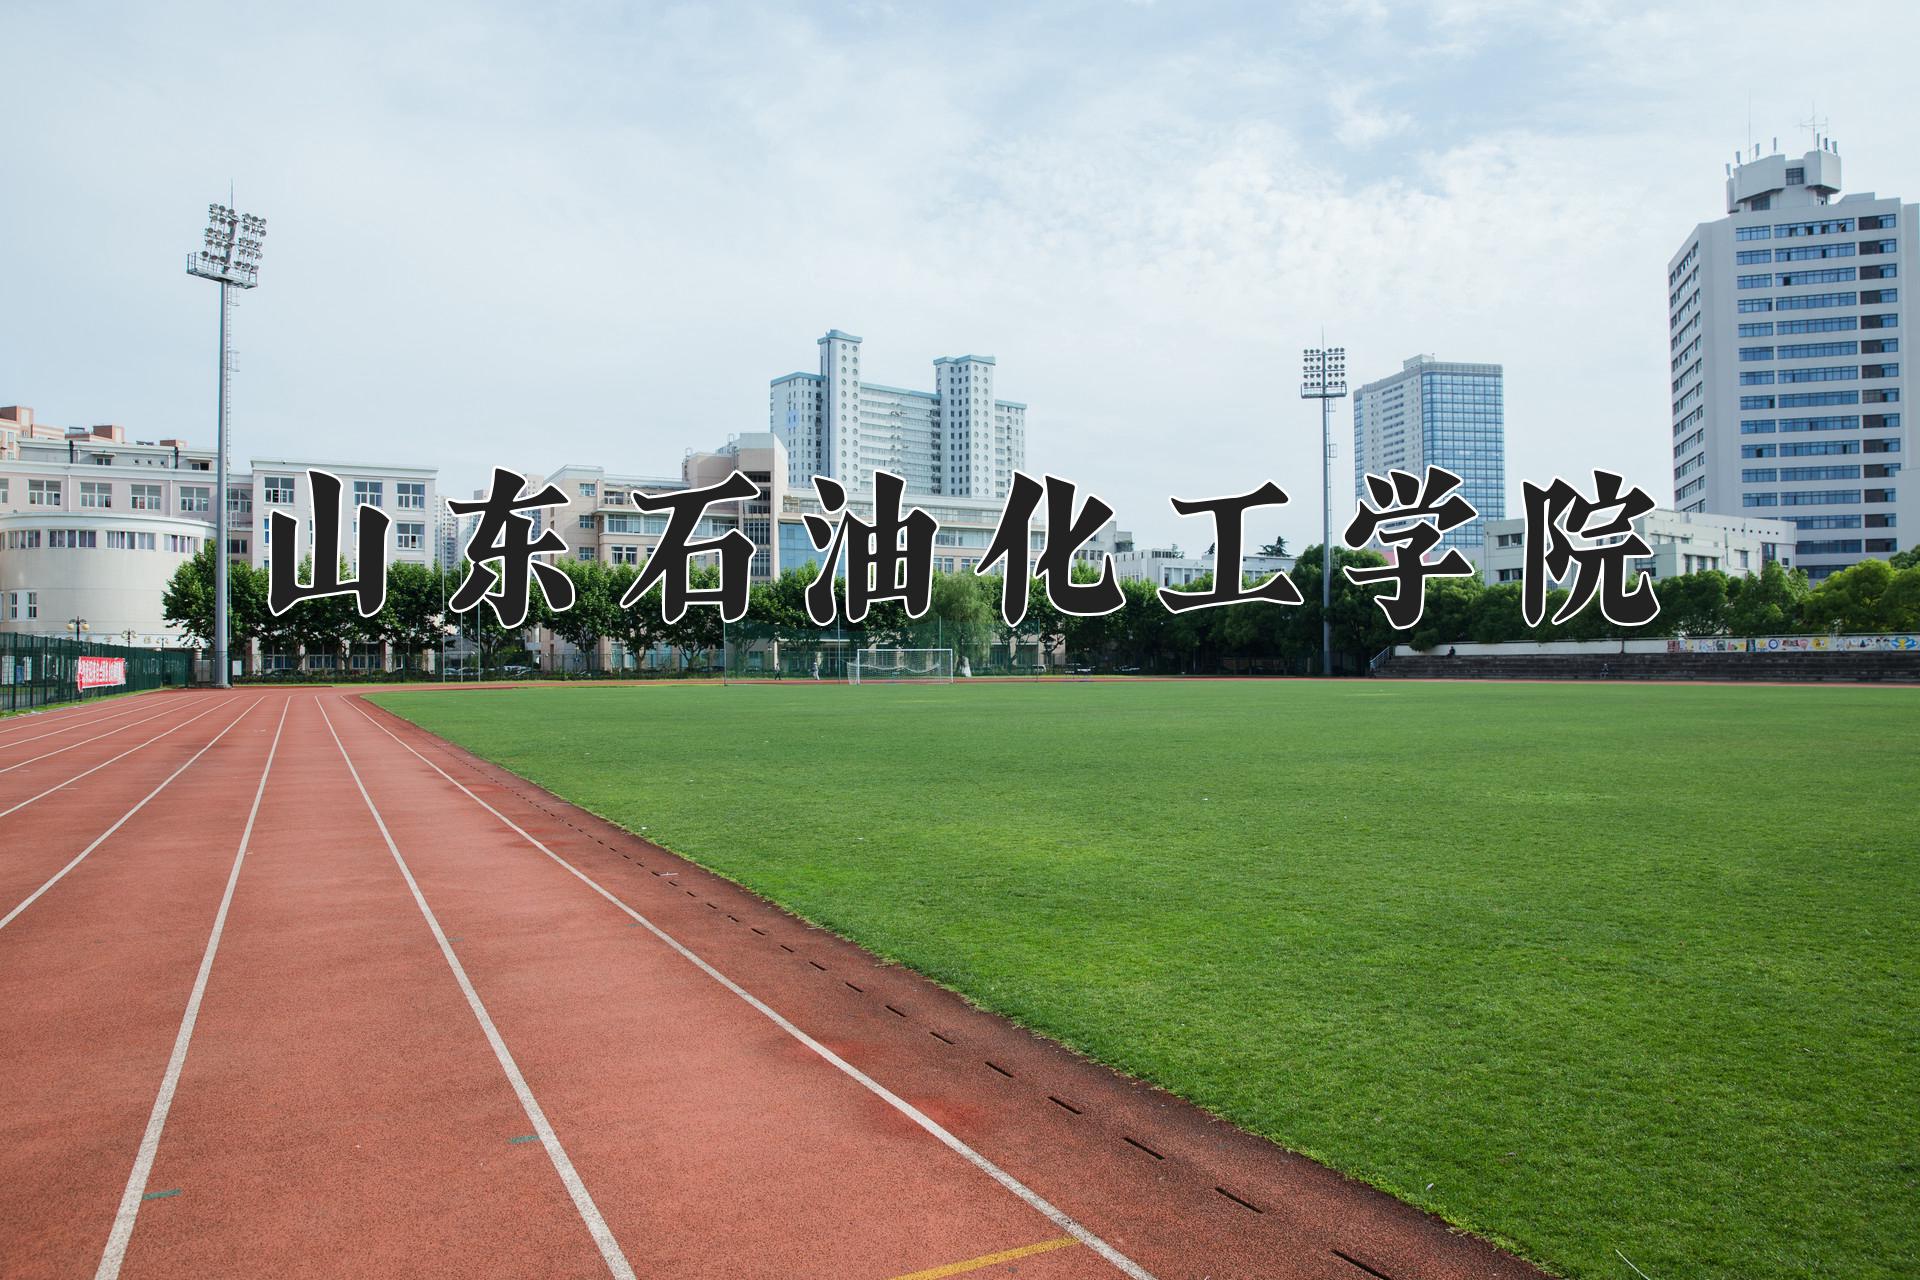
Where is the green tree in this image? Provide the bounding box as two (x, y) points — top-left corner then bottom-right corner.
(377, 561), (448, 673)
(548, 558), (623, 672)
(161, 543), (272, 672)
(1283, 544), (1397, 671)
(1802, 558), (1898, 633)
(1724, 559), (1812, 636)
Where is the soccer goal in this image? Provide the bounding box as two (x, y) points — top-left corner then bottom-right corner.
(848, 647), (955, 684)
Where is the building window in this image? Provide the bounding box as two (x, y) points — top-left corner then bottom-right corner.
(130, 483), (162, 511)
(24, 592), (35, 621)
(1785, 166), (1804, 185)
(611, 545), (639, 565)
(397, 481), (426, 509)
(180, 486), (211, 513)
(264, 476), (295, 505)
(580, 483), (597, 497)
(395, 522), (425, 551)
(353, 480), (384, 508)
(577, 546), (597, 561)
(578, 514), (595, 529)
(80, 481), (112, 508)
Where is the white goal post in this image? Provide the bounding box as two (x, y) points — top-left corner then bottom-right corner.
(848, 647), (955, 684)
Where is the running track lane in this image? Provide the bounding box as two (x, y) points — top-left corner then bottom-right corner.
(0, 693), (274, 1277)
(0, 694), (232, 817)
(0, 691), (198, 758)
(0, 688), (176, 747)
(106, 694), (624, 1280)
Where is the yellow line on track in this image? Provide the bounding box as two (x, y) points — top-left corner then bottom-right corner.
(884, 1235), (1080, 1279)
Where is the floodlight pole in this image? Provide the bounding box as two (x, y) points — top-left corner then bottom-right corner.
(186, 201), (265, 689)
(214, 279), (230, 686)
(1300, 345), (1347, 677)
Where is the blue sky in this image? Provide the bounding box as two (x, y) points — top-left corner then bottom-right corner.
(4, 0), (1917, 548)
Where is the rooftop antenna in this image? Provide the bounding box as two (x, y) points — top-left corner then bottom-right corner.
(1799, 104), (1828, 151)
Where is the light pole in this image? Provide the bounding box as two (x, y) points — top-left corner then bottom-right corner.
(1300, 345), (1347, 677)
(186, 201), (266, 689)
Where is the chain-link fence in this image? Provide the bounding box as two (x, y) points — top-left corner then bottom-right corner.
(0, 633), (195, 713)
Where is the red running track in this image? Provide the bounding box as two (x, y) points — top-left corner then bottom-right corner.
(0, 687), (1547, 1280)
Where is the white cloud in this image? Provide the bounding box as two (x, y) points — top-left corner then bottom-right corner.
(2, 0), (1917, 551)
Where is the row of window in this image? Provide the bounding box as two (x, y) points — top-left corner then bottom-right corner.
(255, 518), (427, 551)
(259, 478), (428, 509)
(4, 527), (203, 553)
(1743, 390), (1903, 410)
(1744, 488), (1895, 507)
(1742, 466), (1870, 482)
(1739, 364), (1892, 385)
(1737, 215), (1897, 241)
(3, 591), (37, 622)
(1742, 440), (1878, 458)
(1739, 340), (1902, 361)
(1738, 315), (1884, 337)
(1739, 289), (1900, 313)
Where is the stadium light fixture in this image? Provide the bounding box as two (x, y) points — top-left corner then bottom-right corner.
(186, 199), (266, 689)
(1300, 345), (1348, 678)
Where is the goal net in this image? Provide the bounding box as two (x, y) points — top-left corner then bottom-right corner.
(849, 647), (955, 684)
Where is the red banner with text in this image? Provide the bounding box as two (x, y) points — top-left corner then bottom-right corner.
(75, 656), (127, 690)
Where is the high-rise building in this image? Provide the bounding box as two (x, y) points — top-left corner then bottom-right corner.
(1667, 138), (1912, 579)
(769, 330), (1026, 499)
(1351, 355), (1505, 552)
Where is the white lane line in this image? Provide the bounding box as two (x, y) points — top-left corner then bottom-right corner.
(0, 696), (215, 775)
(318, 699), (637, 1280)
(0, 700), (265, 933)
(0, 695), (185, 753)
(351, 700), (1158, 1280)
(0, 697), (235, 822)
(93, 699), (290, 1280)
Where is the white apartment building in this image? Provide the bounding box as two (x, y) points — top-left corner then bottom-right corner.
(1668, 139), (1912, 579)
(1351, 356), (1506, 553)
(1479, 508), (1794, 587)
(770, 330), (1027, 499)
(0, 405), (446, 654)
(240, 459), (441, 575)
(0, 408), (220, 646)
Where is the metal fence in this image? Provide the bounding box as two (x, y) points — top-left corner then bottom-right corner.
(719, 619), (1057, 682)
(0, 633), (195, 713)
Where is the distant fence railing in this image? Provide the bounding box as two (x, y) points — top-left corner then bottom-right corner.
(0, 633), (195, 713)
(1395, 633), (1920, 659)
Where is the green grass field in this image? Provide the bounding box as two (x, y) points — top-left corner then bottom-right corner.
(371, 679), (1919, 1280)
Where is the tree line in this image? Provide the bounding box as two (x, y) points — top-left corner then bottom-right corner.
(162, 542), (1920, 676)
